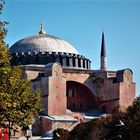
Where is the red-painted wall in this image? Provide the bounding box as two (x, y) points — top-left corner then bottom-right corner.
(0, 128), (8, 140)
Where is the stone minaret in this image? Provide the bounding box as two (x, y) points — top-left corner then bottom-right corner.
(100, 31), (107, 70)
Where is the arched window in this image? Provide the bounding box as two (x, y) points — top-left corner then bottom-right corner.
(72, 57), (75, 66)
(72, 88), (76, 97)
(83, 59), (85, 68)
(73, 102), (76, 109)
(59, 56), (62, 65)
(27, 55), (31, 64)
(35, 55), (39, 64)
(67, 89), (72, 97)
(86, 60), (88, 69)
(49, 55), (55, 63)
(62, 57), (66, 66)
(66, 56), (69, 66)
(78, 59), (81, 67)
(80, 103), (83, 109)
(55, 56), (59, 63)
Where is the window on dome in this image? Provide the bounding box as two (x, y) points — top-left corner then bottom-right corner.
(78, 59), (81, 67)
(66, 57), (69, 66)
(62, 57), (66, 66)
(59, 56), (62, 65)
(49, 56), (55, 63)
(35, 55), (39, 64)
(72, 57), (75, 67)
(86, 60), (89, 69)
(83, 60), (85, 68)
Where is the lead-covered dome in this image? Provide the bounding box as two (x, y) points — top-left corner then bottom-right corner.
(10, 21), (91, 70)
(10, 34), (79, 54)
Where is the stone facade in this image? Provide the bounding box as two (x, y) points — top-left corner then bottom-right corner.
(9, 28), (136, 135)
(25, 63), (135, 115)
(32, 116), (79, 136)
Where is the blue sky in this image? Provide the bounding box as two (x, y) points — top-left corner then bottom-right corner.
(1, 0), (140, 96)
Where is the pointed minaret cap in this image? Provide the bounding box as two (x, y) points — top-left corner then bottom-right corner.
(100, 30), (107, 70)
(39, 20), (46, 35)
(101, 30), (106, 57)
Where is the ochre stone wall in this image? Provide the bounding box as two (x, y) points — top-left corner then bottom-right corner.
(119, 83), (135, 108)
(96, 69), (136, 112)
(63, 71), (90, 84)
(47, 63), (67, 115)
(118, 69), (135, 109)
(24, 64), (135, 115)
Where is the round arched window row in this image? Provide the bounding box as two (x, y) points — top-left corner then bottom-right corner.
(11, 51), (91, 69)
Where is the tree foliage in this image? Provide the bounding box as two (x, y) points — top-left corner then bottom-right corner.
(99, 97), (140, 140)
(0, 0), (42, 134)
(56, 116), (112, 140)
(57, 97), (140, 140)
(122, 96), (140, 140)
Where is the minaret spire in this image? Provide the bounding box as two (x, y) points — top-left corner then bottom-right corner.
(39, 20), (46, 35)
(100, 30), (107, 70)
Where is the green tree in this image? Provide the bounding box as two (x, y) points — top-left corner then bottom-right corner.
(0, 1), (42, 139)
(122, 96), (140, 140)
(100, 98), (140, 140)
(57, 97), (140, 140)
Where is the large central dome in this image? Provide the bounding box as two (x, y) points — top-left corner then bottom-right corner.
(10, 34), (79, 54)
(10, 22), (91, 70)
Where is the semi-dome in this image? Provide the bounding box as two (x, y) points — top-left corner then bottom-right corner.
(10, 34), (79, 54)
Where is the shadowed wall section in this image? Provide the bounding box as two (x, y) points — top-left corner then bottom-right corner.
(67, 81), (97, 111)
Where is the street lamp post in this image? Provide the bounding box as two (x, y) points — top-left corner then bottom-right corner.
(23, 126), (31, 140)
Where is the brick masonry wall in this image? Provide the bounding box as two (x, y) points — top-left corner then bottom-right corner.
(119, 82), (135, 108)
(25, 64), (135, 119)
(47, 63), (67, 115)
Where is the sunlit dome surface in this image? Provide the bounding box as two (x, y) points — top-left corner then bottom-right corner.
(10, 34), (79, 54)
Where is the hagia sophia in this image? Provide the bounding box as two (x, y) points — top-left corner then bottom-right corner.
(10, 21), (136, 135)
